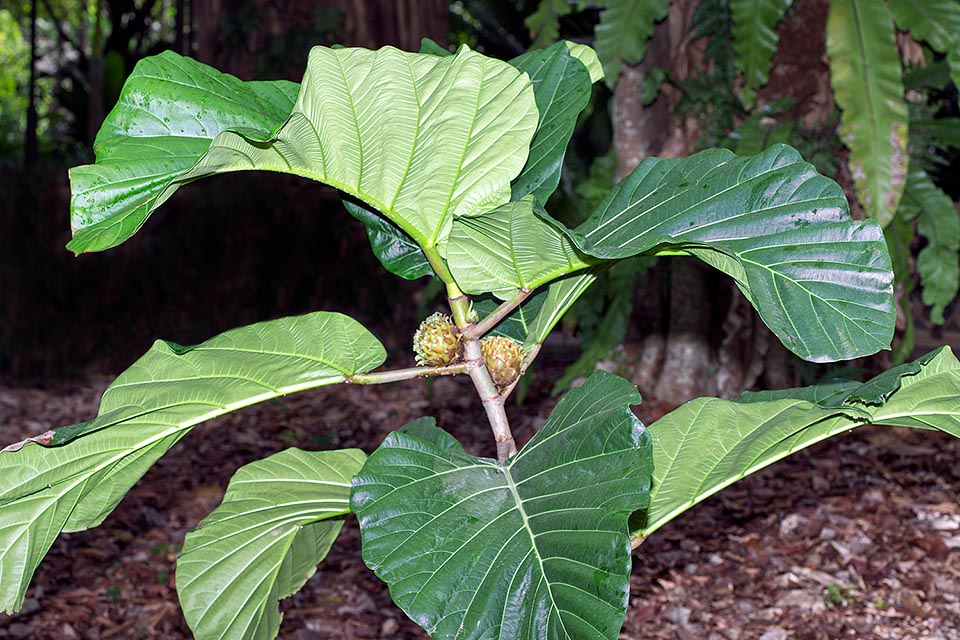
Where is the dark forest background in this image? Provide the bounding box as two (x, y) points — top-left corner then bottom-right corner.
(2, 0), (958, 399)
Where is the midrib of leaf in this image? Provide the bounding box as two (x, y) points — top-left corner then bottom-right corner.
(849, 0), (883, 177)
(3, 370), (355, 501)
(387, 56), (424, 215)
(185, 504), (350, 552)
(188, 530), (292, 632)
(502, 468), (572, 640)
(645, 409), (861, 536)
(435, 61), (485, 250)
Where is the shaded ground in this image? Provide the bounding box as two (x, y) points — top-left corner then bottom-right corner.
(1, 358), (958, 640)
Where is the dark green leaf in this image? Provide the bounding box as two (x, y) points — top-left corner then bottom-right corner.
(554, 145), (896, 362)
(594, 0), (672, 88)
(343, 199), (434, 280)
(352, 371), (652, 640)
(509, 42), (597, 204)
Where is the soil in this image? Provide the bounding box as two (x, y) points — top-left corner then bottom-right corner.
(1, 355), (958, 640)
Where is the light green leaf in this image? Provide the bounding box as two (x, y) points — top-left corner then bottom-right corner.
(565, 42), (605, 84)
(731, 0), (791, 108)
(525, 268), (604, 348)
(69, 46), (539, 254)
(595, 0), (672, 88)
(447, 197), (591, 298)
(826, 0), (909, 225)
(637, 347), (960, 540)
(177, 448), (365, 640)
(510, 42), (597, 204)
(899, 169), (960, 324)
(558, 145), (895, 363)
(351, 371), (652, 640)
(0, 312), (385, 614)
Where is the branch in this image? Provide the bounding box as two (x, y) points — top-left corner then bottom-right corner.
(463, 337), (516, 462)
(463, 288), (533, 339)
(348, 362), (468, 385)
(449, 291), (517, 462)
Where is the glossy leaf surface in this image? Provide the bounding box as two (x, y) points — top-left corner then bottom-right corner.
(70, 46), (538, 254)
(0, 312), (385, 614)
(638, 347), (960, 540)
(510, 42), (599, 204)
(826, 0), (908, 225)
(558, 145), (895, 362)
(177, 448), (365, 640)
(69, 50), (297, 253)
(352, 372), (652, 640)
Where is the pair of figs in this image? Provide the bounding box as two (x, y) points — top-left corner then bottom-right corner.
(413, 312), (523, 388)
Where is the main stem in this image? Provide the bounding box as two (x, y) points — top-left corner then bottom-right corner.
(447, 285), (517, 462)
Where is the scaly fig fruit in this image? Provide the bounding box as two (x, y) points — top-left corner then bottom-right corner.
(479, 336), (524, 388)
(413, 312), (462, 366)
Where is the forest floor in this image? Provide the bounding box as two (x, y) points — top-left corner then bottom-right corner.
(1, 356), (959, 640)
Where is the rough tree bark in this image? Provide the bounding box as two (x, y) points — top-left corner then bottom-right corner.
(611, 0), (718, 406)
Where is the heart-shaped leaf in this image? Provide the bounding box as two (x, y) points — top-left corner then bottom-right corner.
(351, 371), (652, 640)
(554, 144), (895, 362)
(69, 46), (538, 254)
(0, 312), (384, 614)
(637, 347), (960, 540)
(177, 447), (366, 640)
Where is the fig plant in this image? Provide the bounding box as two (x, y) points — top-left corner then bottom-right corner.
(2, 40), (959, 640)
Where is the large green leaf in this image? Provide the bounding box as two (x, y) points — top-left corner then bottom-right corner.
(731, 0), (791, 108)
(826, 0), (909, 225)
(555, 145), (895, 362)
(68, 51), (299, 253)
(637, 346), (960, 540)
(594, 0), (672, 88)
(351, 371), (652, 640)
(0, 312), (385, 614)
(899, 169), (960, 324)
(69, 46), (539, 254)
(447, 197), (592, 298)
(342, 41), (601, 279)
(177, 448), (365, 640)
(510, 42), (600, 204)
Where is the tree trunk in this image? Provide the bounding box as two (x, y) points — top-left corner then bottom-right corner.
(24, 0), (38, 165)
(611, 0), (715, 405)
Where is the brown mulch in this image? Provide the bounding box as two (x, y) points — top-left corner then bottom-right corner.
(0, 365), (958, 640)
